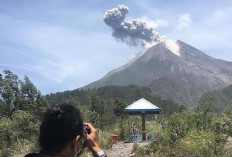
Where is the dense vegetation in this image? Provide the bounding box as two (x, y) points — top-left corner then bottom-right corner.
(1, 70), (231, 157)
(132, 94), (232, 156)
(46, 85), (179, 118)
(0, 70), (178, 156)
(0, 70), (47, 156)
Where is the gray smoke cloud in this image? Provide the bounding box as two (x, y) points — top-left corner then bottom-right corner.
(103, 5), (162, 47)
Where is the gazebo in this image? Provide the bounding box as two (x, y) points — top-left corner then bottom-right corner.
(124, 98), (161, 140)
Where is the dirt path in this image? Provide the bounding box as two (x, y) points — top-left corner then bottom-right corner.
(105, 141), (151, 157)
(105, 142), (134, 157)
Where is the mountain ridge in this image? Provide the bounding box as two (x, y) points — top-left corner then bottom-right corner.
(82, 40), (232, 107)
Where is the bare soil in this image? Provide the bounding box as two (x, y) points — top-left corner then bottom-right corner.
(106, 142), (134, 157)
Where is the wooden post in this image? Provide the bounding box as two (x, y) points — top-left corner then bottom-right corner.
(141, 112), (146, 140)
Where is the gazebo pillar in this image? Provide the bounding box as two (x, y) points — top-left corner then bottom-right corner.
(141, 112), (146, 140)
(124, 98), (161, 141)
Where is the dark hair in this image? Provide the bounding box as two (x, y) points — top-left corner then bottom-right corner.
(39, 104), (83, 155)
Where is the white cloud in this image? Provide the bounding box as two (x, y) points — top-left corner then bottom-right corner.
(178, 14), (192, 30)
(142, 16), (168, 29)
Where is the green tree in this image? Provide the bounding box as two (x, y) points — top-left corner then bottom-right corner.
(19, 76), (47, 116)
(91, 96), (105, 115)
(0, 70), (47, 118)
(0, 70), (20, 117)
(0, 70), (47, 156)
(90, 96), (106, 130)
(0, 110), (40, 156)
(113, 98), (127, 118)
(119, 118), (126, 140)
(113, 98), (128, 141)
(177, 105), (187, 114)
(197, 93), (213, 130)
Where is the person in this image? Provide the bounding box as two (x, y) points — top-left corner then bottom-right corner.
(25, 103), (107, 157)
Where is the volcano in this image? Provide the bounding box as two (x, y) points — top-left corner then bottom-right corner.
(83, 40), (232, 107)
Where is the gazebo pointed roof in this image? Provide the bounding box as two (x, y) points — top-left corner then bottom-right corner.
(124, 98), (161, 115)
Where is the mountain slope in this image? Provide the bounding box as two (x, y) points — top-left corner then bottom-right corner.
(204, 84), (232, 112)
(83, 40), (232, 107)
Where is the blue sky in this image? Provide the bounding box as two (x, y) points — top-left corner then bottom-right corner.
(1, 0), (232, 94)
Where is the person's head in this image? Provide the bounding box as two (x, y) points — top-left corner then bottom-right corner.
(39, 103), (84, 156)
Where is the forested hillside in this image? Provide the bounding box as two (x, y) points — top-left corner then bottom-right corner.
(46, 85), (179, 117)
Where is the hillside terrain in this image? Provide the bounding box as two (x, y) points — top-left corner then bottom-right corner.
(205, 84), (232, 112)
(83, 40), (232, 107)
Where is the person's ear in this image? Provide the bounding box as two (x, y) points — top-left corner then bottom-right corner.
(73, 135), (81, 150)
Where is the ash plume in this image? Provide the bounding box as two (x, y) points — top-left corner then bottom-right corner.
(103, 5), (162, 47)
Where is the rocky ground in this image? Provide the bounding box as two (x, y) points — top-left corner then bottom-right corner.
(105, 141), (151, 157)
(105, 142), (134, 157)
(84, 141), (151, 157)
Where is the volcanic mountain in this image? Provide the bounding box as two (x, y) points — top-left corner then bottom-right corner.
(83, 40), (232, 107)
